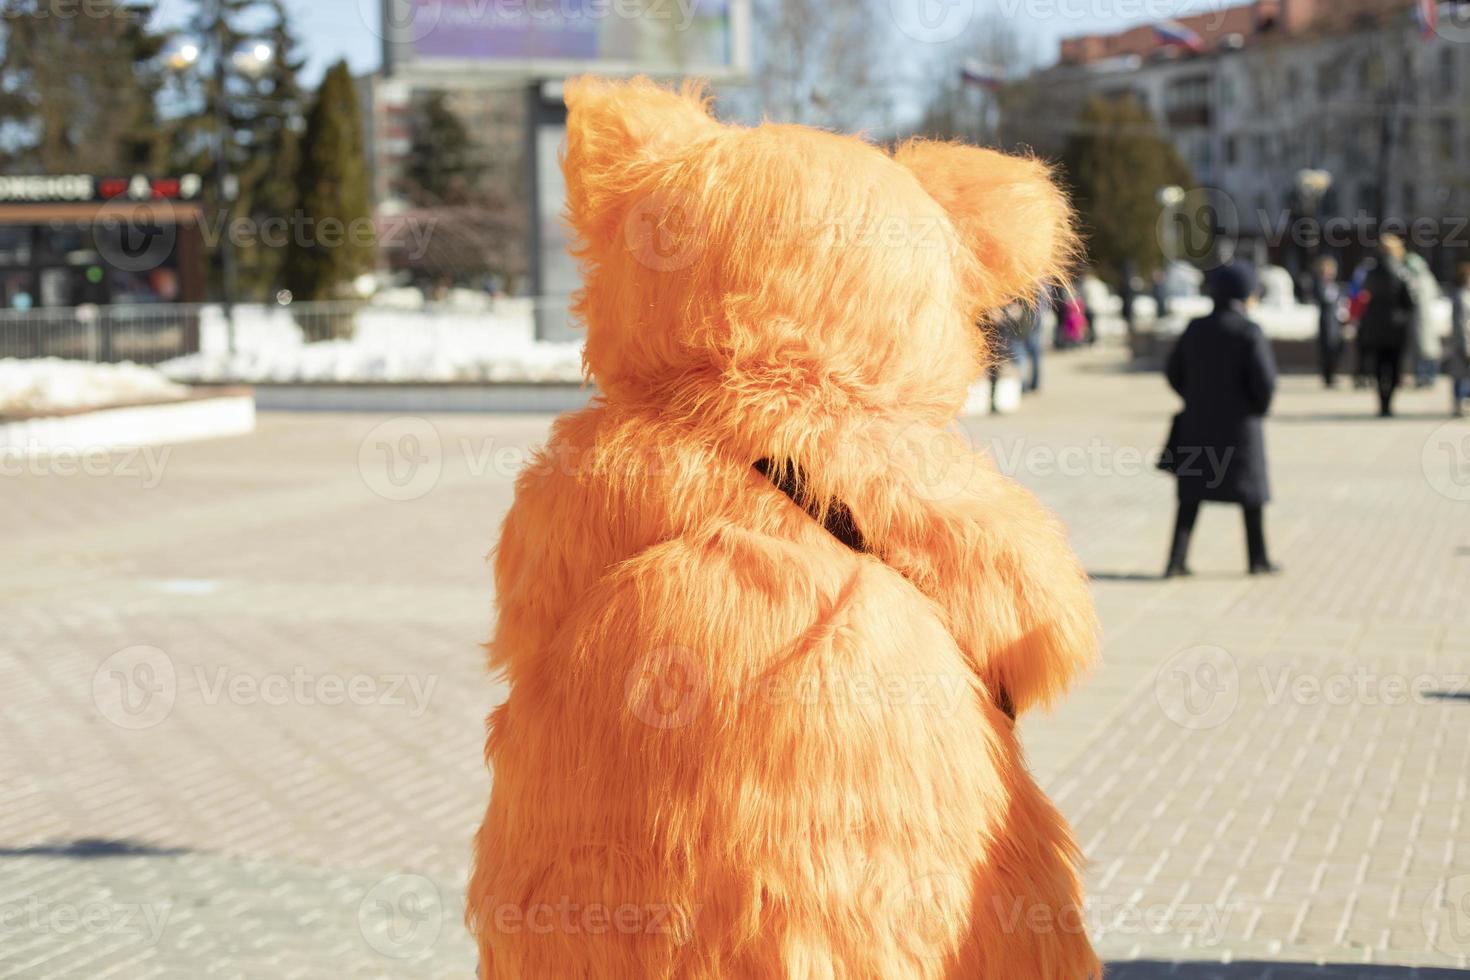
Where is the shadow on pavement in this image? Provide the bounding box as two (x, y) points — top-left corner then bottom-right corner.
(0, 837), (189, 859)
(1422, 690), (1470, 704)
(1106, 962), (1469, 979)
(1272, 411), (1452, 423)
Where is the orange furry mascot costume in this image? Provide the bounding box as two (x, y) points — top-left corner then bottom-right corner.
(469, 77), (1100, 979)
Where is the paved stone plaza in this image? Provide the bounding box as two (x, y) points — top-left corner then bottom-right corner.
(1, 343), (1467, 978)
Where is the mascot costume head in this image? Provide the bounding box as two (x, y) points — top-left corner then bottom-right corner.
(469, 76), (1100, 980)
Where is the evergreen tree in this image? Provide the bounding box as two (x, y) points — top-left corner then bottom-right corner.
(232, 0), (307, 298)
(392, 90), (527, 292)
(164, 0), (307, 301)
(0, 0), (168, 173)
(402, 91), (481, 207)
(285, 60), (374, 314)
(1061, 95), (1193, 288)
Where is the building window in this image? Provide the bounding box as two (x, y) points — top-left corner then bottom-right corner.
(1225, 136), (1239, 166)
(1317, 60), (1340, 103)
(1440, 48), (1456, 92)
(1402, 182), (1417, 215)
(1439, 119), (1457, 160)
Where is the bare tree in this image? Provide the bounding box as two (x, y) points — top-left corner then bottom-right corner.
(744, 0), (896, 132)
(908, 13), (1039, 146)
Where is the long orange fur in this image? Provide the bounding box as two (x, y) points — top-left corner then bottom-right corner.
(468, 76), (1101, 979)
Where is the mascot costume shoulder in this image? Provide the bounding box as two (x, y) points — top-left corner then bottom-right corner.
(469, 76), (1101, 980)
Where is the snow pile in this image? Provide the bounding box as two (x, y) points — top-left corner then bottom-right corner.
(160, 303), (586, 385)
(0, 358), (190, 416)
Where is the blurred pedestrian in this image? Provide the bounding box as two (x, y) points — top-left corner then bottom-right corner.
(1347, 260), (1373, 388)
(1312, 255), (1344, 387)
(1152, 268), (1171, 321)
(1119, 260), (1138, 336)
(1405, 249), (1442, 388)
(1451, 262), (1470, 418)
(1062, 286), (1089, 349)
(1008, 295), (1043, 393)
(1358, 234), (1417, 417)
(1162, 260), (1279, 578)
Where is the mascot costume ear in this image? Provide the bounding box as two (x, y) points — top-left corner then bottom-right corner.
(561, 77), (721, 258)
(894, 140), (1078, 313)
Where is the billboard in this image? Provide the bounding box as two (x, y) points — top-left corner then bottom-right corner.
(382, 0), (750, 81)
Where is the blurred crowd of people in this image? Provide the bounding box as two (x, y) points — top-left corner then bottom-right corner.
(1313, 241), (1470, 418)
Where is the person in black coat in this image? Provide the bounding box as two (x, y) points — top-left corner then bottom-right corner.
(1163, 260), (1280, 577)
(1357, 234), (1417, 417)
(1312, 255), (1343, 387)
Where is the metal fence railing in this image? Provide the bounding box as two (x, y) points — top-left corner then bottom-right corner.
(0, 304), (205, 365)
(0, 298), (584, 384)
(0, 297), (579, 366)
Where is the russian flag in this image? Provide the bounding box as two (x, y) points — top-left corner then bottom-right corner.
(1415, 0), (1438, 39)
(1153, 19), (1204, 52)
(960, 58), (1004, 92)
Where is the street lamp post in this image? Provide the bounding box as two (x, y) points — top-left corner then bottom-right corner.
(1295, 167), (1333, 281)
(163, 5), (275, 355)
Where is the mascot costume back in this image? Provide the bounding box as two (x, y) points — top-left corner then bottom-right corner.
(469, 76), (1101, 980)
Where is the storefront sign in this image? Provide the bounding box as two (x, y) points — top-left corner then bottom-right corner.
(0, 174), (204, 204)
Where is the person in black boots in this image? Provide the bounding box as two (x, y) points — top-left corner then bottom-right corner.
(1358, 234), (1417, 417)
(1163, 260), (1280, 577)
